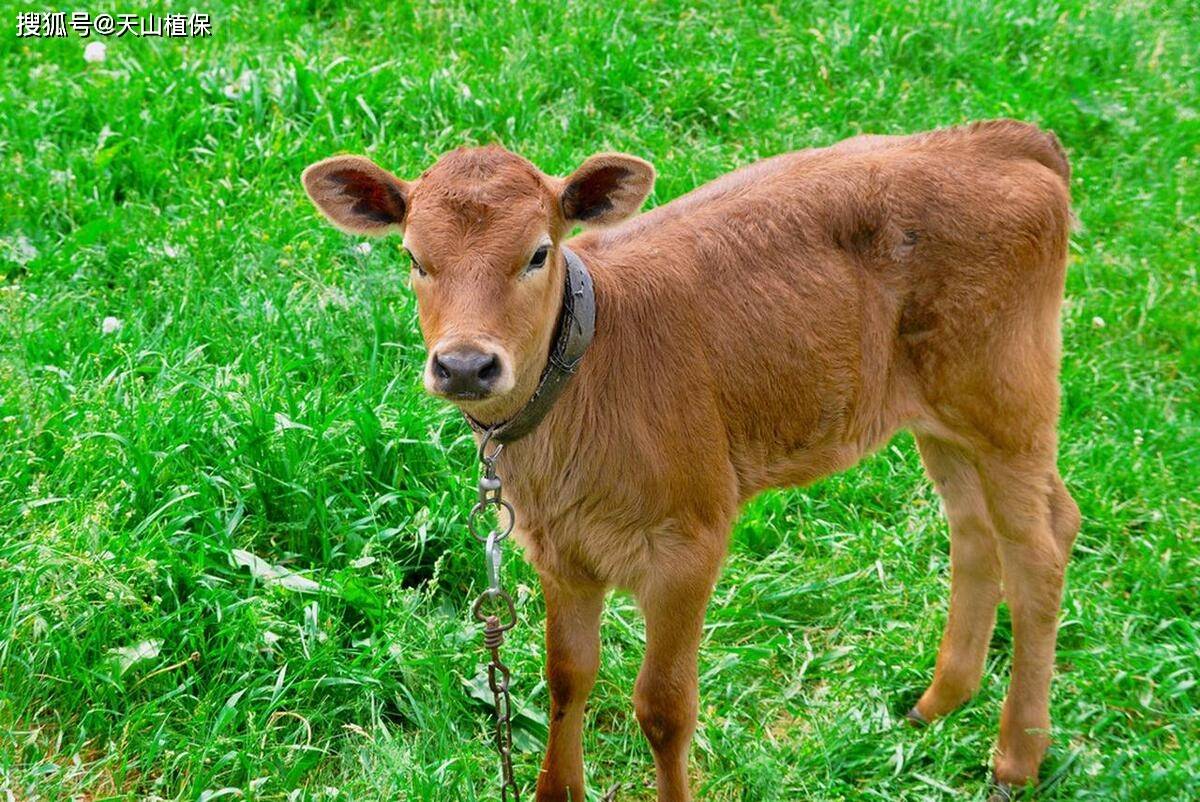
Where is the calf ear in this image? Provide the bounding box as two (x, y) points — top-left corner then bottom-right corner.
(560, 153), (655, 227)
(301, 155), (410, 236)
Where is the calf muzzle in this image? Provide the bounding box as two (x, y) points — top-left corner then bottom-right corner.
(432, 347), (503, 399)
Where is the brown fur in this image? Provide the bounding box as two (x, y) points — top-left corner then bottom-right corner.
(303, 119), (1080, 800)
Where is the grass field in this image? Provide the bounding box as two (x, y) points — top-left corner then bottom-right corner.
(1, 1), (1198, 799)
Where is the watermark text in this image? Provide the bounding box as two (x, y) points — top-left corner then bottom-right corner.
(16, 11), (212, 38)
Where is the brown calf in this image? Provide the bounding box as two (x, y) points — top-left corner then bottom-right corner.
(303, 119), (1080, 800)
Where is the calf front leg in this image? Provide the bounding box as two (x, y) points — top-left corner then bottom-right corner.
(633, 553), (721, 802)
(536, 574), (606, 802)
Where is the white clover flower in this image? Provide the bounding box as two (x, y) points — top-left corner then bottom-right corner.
(353, 241), (372, 256)
(101, 316), (123, 334)
(83, 42), (107, 64)
(1091, 316), (1106, 329)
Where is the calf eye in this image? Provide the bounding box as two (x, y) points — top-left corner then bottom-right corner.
(525, 245), (549, 274)
(405, 248), (427, 278)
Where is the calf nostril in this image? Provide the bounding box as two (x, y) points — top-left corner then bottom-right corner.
(478, 354), (500, 383)
(432, 355), (451, 380)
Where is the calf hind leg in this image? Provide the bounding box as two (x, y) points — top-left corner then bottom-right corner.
(633, 554), (721, 802)
(976, 453), (1073, 790)
(1048, 472), (1081, 559)
(911, 435), (1003, 724)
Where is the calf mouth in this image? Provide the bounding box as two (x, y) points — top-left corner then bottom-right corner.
(445, 388), (492, 402)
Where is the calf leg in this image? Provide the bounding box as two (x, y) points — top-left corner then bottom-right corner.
(536, 575), (607, 802)
(976, 454), (1073, 788)
(912, 435), (1003, 722)
(1048, 472), (1081, 558)
(633, 556), (720, 802)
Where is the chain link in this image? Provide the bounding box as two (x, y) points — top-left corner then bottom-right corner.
(470, 428), (521, 801)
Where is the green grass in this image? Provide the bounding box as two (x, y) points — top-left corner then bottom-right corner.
(1, 0), (1197, 799)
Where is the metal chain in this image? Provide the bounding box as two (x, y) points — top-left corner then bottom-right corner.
(468, 429), (520, 801)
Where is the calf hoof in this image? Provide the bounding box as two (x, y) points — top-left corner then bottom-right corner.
(987, 780), (1014, 802)
(904, 706), (928, 727)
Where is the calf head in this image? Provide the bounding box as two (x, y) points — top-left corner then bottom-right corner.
(302, 145), (653, 424)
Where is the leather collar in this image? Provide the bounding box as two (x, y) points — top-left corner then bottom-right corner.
(465, 245), (596, 444)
